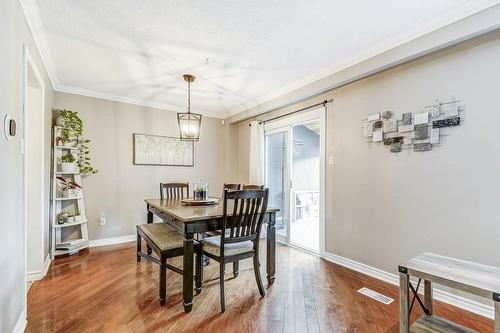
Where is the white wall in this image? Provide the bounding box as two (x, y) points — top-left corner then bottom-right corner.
(232, 30), (500, 311)
(54, 92), (235, 241)
(0, 0), (54, 331)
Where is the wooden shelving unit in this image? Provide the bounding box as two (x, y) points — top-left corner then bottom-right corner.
(50, 126), (89, 258)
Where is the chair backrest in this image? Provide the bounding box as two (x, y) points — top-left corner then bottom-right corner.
(160, 182), (189, 199)
(242, 184), (264, 190)
(224, 183), (241, 191)
(221, 189), (269, 254)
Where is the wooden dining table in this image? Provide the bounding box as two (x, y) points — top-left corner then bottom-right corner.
(144, 198), (279, 313)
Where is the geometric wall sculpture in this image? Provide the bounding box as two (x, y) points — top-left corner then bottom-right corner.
(362, 99), (463, 153)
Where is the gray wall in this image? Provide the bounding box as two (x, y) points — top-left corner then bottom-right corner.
(233, 31), (500, 306)
(0, 0), (54, 331)
(54, 92), (234, 241)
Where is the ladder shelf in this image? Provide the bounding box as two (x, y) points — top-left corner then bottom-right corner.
(51, 126), (89, 258)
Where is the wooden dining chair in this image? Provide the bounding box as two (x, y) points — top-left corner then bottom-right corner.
(224, 183), (241, 191)
(242, 184), (264, 190)
(202, 188), (269, 312)
(160, 182), (189, 199)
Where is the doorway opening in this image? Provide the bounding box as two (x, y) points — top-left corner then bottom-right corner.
(264, 107), (325, 255)
(23, 45), (46, 297)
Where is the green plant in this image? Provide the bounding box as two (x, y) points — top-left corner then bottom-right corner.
(78, 138), (97, 174)
(55, 109), (97, 175)
(58, 109), (83, 143)
(61, 154), (76, 163)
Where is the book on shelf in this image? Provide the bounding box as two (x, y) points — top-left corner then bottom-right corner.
(56, 238), (86, 250)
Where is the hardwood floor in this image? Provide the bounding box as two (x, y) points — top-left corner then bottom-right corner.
(26, 242), (492, 332)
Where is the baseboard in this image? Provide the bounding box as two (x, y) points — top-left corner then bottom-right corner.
(26, 270), (42, 281)
(13, 310), (27, 333)
(89, 234), (136, 247)
(322, 252), (494, 319)
(42, 254), (51, 277)
(27, 254), (52, 281)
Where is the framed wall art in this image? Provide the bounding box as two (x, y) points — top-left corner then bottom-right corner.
(133, 133), (194, 166)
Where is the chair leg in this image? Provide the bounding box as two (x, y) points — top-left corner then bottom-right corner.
(219, 262), (226, 312)
(233, 261), (239, 277)
(136, 233), (141, 262)
(159, 258), (167, 306)
(195, 251), (203, 295)
(253, 255), (265, 297)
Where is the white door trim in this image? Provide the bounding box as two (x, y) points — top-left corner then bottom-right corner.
(22, 44), (46, 321)
(264, 107), (326, 255)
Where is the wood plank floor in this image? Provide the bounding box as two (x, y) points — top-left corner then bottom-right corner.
(26, 242), (493, 332)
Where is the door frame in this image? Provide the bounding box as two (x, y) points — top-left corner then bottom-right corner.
(22, 44), (46, 313)
(264, 107), (326, 256)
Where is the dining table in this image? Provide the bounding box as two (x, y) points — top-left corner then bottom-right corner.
(144, 198), (279, 313)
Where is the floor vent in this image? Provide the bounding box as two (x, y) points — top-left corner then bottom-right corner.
(357, 287), (394, 305)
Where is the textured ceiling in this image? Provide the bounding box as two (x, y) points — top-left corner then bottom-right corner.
(36, 0), (498, 118)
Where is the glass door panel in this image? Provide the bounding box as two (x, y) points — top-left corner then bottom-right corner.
(290, 122), (320, 252)
(265, 130), (289, 238)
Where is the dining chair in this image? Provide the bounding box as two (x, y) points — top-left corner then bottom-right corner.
(242, 184), (264, 190)
(202, 188), (269, 312)
(224, 183), (241, 191)
(160, 182), (189, 199)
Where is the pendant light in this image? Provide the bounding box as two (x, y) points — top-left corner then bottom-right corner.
(177, 74), (202, 141)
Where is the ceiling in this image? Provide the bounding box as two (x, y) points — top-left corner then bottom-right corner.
(34, 0), (499, 118)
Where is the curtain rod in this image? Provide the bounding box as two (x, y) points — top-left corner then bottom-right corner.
(249, 99), (332, 126)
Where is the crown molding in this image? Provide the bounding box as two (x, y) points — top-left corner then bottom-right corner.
(19, 0), (59, 88)
(21, 0), (500, 121)
(55, 84), (227, 119)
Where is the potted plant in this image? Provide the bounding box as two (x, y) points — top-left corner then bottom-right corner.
(74, 209), (81, 221)
(57, 176), (83, 198)
(61, 153), (77, 173)
(57, 212), (68, 225)
(54, 109), (97, 175)
(56, 109), (82, 147)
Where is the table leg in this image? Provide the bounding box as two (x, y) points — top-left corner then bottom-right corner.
(424, 279), (433, 315)
(183, 232), (194, 313)
(266, 212), (276, 284)
(495, 299), (500, 333)
(146, 207), (153, 255)
(399, 271), (410, 333)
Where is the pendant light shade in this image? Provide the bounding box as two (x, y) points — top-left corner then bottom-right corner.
(177, 74), (202, 141)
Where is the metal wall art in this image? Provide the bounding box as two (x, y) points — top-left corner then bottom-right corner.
(362, 99), (463, 153)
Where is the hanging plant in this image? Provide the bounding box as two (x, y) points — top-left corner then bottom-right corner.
(55, 109), (98, 175)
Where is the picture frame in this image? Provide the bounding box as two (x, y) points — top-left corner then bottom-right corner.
(132, 133), (194, 167)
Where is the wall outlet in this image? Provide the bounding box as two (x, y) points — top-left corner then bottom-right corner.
(328, 155), (335, 166)
(99, 212), (106, 226)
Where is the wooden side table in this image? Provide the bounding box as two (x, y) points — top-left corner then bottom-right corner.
(399, 252), (500, 333)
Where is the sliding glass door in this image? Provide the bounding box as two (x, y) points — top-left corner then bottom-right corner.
(264, 108), (324, 254)
(265, 129), (290, 238)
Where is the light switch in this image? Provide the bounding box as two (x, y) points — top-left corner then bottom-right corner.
(328, 155), (335, 166)
(99, 212), (106, 226)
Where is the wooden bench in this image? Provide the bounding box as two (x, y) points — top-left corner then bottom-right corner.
(137, 223), (203, 305)
(399, 252), (500, 333)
